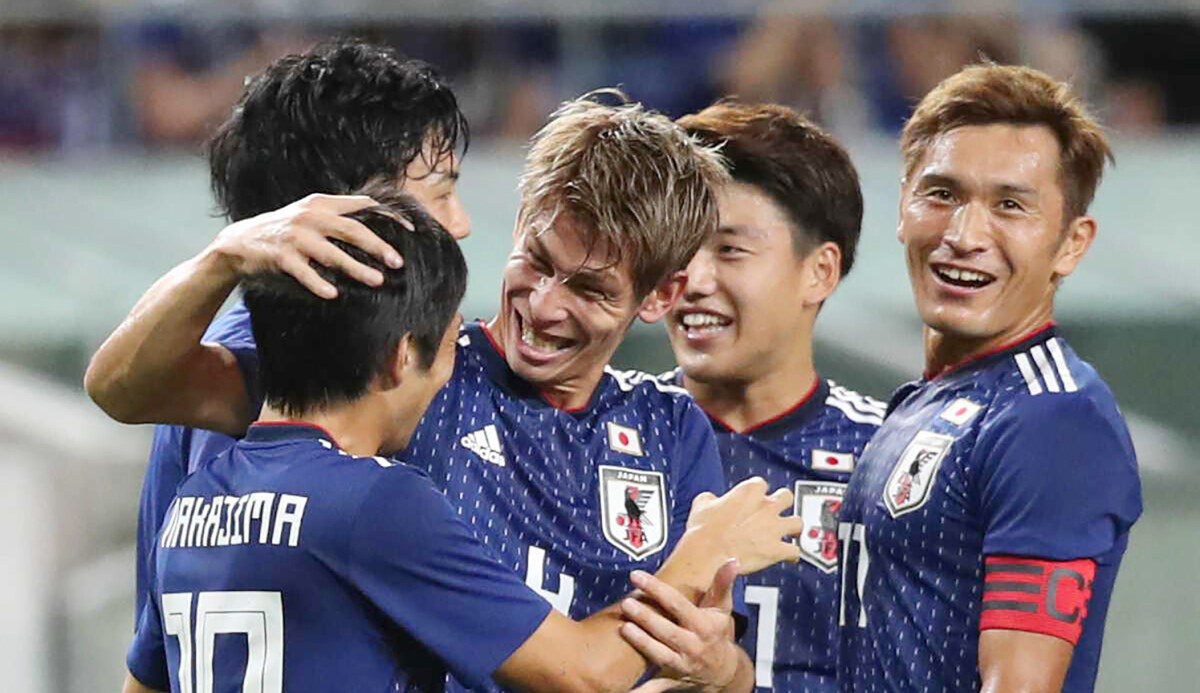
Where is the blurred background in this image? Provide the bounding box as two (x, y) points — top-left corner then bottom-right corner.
(1, 0), (1196, 691)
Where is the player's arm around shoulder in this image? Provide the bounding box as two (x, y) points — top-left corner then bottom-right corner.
(84, 194), (393, 434)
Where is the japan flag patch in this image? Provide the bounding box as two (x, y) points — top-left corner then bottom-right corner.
(883, 431), (955, 518)
(606, 422), (644, 456)
(812, 449), (855, 473)
(938, 398), (983, 426)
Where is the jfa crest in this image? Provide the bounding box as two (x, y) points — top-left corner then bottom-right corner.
(794, 481), (846, 573)
(883, 431), (955, 518)
(598, 465), (668, 559)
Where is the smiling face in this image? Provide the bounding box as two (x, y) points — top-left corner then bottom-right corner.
(496, 213), (647, 407)
(669, 181), (834, 385)
(899, 123), (1095, 359)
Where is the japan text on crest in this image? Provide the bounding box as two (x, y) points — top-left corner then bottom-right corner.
(794, 481), (846, 573)
(598, 465), (668, 559)
(883, 431), (955, 518)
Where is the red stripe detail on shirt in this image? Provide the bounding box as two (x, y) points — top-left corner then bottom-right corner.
(980, 555), (1096, 645)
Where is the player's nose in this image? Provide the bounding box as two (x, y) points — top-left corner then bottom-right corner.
(527, 275), (569, 323)
(682, 249), (718, 298)
(943, 201), (990, 254)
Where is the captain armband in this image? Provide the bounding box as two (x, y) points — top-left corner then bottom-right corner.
(979, 555), (1097, 645)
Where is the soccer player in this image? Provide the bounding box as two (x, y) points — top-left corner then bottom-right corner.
(835, 64), (1142, 693)
(121, 195), (803, 693)
(618, 101), (884, 693)
(85, 38), (470, 625)
(89, 87), (759, 690)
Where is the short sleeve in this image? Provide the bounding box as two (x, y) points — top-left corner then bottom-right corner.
(346, 468), (552, 689)
(127, 583), (169, 690)
(977, 393), (1142, 562)
(203, 300), (262, 406)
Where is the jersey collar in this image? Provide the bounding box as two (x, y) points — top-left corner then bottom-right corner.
(927, 322), (1058, 381)
(675, 370), (829, 438)
(245, 421), (338, 447)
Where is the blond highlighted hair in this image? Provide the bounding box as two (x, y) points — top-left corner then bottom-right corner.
(901, 63), (1113, 219)
(519, 90), (728, 297)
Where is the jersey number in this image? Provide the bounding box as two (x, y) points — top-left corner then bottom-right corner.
(837, 522), (870, 627)
(525, 545), (576, 615)
(162, 591), (284, 693)
(744, 585), (778, 688)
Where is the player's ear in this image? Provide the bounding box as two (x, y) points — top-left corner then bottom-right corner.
(1052, 215), (1096, 281)
(637, 270), (687, 323)
(801, 241), (842, 306)
(379, 334), (416, 389)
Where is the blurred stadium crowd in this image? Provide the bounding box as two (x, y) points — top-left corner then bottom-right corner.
(3, 4), (1199, 153)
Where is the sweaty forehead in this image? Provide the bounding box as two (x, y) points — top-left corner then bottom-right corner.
(916, 124), (1062, 192)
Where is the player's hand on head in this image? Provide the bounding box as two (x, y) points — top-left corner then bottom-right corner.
(685, 476), (803, 574)
(209, 193), (405, 299)
(620, 560), (742, 693)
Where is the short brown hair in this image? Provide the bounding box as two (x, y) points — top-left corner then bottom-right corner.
(901, 63), (1113, 219)
(678, 100), (863, 278)
(519, 90), (729, 298)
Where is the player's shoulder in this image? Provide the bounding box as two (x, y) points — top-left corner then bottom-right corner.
(605, 365), (692, 402)
(824, 379), (886, 429)
(997, 335), (1124, 425)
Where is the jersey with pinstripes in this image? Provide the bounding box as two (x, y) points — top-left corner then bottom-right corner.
(837, 324), (1142, 693)
(661, 369), (882, 693)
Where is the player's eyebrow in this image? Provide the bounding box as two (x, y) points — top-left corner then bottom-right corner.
(717, 224), (768, 241)
(913, 172), (961, 190)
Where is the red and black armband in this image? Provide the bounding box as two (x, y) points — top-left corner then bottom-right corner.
(980, 555), (1097, 645)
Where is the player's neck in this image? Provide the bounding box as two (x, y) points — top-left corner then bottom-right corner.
(923, 312), (1056, 377)
(258, 401), (390, 457)
(685, 358), (819, 434)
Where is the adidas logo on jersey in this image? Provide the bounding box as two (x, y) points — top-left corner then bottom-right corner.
(460, 424), (506, 466)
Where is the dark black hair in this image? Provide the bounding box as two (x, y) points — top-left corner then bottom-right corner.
(243, 193), (467, 417)
(678, 100), (863, 278)
(208, 37), (468, 222)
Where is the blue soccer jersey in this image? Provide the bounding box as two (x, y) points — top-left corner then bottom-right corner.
(134, 317), (730, 693)
(836, 326), (1142, 693)
(402, 323), (728, 686)
(128, 423), (552, 693)
(664, 370), (882, 693)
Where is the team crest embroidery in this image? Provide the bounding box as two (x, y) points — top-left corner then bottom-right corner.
(883, 431), (955, 518)
(794, 481), (846, 573)
(598, 465), (668, 559)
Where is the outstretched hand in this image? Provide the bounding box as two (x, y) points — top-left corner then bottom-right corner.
(209, 193), (406, 298)
(685, 476), (804, 575)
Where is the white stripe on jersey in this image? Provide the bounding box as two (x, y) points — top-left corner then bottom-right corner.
(827, 382), (887, 418)
(825, 395), (884, 427)
(1030, 345), (1061, 393)
(1046, 338), (1079, 392)
(1014, 352), (1044, 395)
(606, 366), (689, 396)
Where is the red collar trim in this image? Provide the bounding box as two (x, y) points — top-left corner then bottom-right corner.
(706, 374), (822, 435)
(249, 420), (340, 447)
(927, 321), (1057, 380)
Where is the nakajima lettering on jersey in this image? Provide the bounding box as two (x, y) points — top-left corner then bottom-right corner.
(160, 492), (308, 549)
